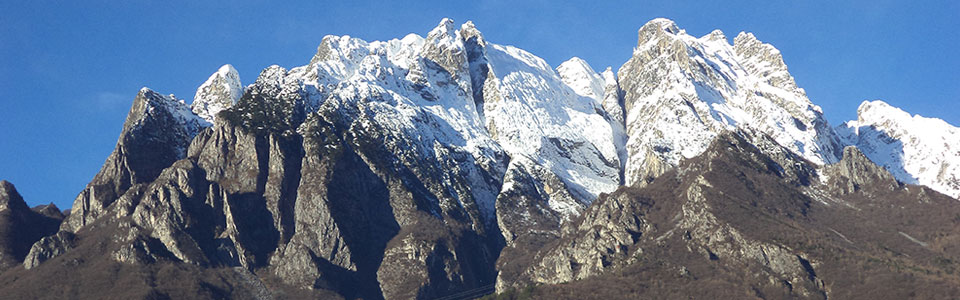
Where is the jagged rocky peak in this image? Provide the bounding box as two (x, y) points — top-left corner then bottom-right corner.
(254, 65), (287, 87)
(459, 20), (485, 47)
(637, 17), (681, 42)
(733, 31), (798, 92)
(308, 34), (367, 71)
(427, 17), (457, 42)
(0, 181), (27, 212)
(0, 181), (63, 272)
(62, 87), (207, 232)
(617, 18), (843, 187)
(120, 88), (208, 166)
(823, 146), (900, 195)
(839, 100), (960, 199)
(422, 18), (468, 77)
(191, 64), (242, 123)
(733, 32), (784, 68)
(703, 29), (727, 42)
(32, 203), (64, 220)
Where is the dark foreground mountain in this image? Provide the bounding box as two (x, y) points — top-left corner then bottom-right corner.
(1, 18), (959, 299)
(0, 181), (63, 273)
(494, 133), (960, 299)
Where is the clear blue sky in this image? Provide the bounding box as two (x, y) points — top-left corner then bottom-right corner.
(2, 1), (958, 209)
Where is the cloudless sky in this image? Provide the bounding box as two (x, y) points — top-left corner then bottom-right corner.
(1, 1), (958, 209)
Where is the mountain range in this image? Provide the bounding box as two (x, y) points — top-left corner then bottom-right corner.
(1, 18), (958, 299)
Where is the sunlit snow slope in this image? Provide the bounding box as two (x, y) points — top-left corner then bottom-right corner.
(838, 100), (960, 199)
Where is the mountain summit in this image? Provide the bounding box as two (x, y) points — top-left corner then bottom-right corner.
(1, 18), (958, 299)
(838, 100), (960, 198)
(618, 18), (844, 186)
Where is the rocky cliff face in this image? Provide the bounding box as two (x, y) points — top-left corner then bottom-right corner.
(61, 88), (208, 233)
(3, 18), (959, 300)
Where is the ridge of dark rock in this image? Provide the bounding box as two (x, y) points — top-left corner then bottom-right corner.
(0, 181), (63, 272)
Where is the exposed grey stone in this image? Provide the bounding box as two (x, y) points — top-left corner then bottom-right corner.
(822, 146), (901, 195)
(23, 231), (74, 270)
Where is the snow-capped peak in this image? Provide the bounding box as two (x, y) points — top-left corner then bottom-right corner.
(601, 67), (617, 85)
(855, 100), (913, 127)
(618, 18), (844, 186)
(703, 29), (727, 42)
(460, 21), (485, 47)
(136, 87), (208, 157)
(642, 18), (680, 35)
(839, 100), (960, 199)
(428, 18), (457, 38)
(733, 32), (796, 91)
(424, 18), (461, 55)
(191, 64), (242, 124)
(421, 18), (469, 83)
(557, 57), (605, 101)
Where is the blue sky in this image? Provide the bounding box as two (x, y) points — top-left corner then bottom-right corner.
(1, 1), (958, 208)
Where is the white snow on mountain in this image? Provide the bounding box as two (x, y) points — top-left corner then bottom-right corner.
(159, 17), (957, 218)
(191, 64), (243, 124)
(617, 18), (844, 185)
(557, 57), (605, 101)
(247, 18), (618, 221)
(480, 44), (622, 201)
(838, 100), (960, 199)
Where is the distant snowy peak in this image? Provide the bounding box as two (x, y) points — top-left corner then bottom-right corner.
(617, 18), (843, 186)
(839, 100), (960, 199)
(557, 57), (605, 101)
(191, 64), (242, 124)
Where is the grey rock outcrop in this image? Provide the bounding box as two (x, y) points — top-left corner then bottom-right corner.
(23, 231), (74, 270)
(822, 146), (901, 195)
(0, 181), (62, 271)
